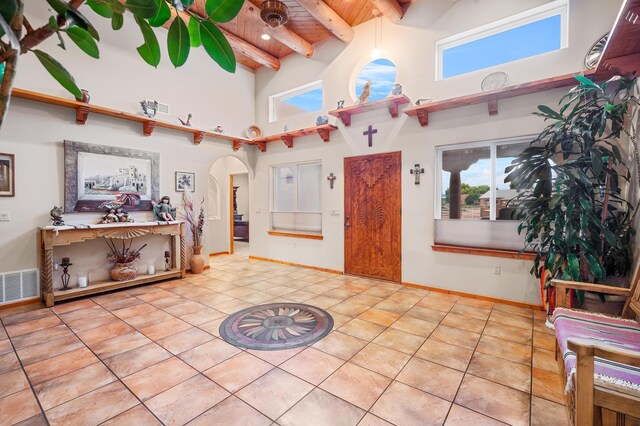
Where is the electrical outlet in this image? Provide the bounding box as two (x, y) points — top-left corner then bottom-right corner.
(493, 266), (501, 275)
(0, 211), (9, 221)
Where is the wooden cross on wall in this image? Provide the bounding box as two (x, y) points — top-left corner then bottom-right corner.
(363, 125), (378, 147)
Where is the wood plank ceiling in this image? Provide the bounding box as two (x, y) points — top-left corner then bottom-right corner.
(191, 0), (413, 70)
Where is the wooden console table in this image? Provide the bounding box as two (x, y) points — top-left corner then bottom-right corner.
(37, 221), (186, 307)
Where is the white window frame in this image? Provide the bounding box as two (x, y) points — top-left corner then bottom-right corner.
(268, 80), (323, 123)
(434, 136), (534, 220)
(269, 160), (323, 233)
(435, 0), (569, 80)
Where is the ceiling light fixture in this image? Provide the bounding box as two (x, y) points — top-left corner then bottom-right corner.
(261, 33), (271, 41)
(260, 1), (289, 28)
(370, 17), (383, 59)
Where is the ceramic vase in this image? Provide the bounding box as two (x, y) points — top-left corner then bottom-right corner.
(190, 245), (205, 274)
(110, 262), (138, 281)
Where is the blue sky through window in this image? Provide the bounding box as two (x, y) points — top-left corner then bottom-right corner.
(443, 14), (561, 79)
(356, 59), (397, 102)
(282, 87), (323, 112)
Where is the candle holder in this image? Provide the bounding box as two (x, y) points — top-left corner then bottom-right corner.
(76, 272), (88, 288)
(164, 251), (171, 271)
(60, 257), (73, 291)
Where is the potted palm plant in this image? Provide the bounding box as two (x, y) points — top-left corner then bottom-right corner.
(506, 75), (638, 314)
(180, 192), (206, 274)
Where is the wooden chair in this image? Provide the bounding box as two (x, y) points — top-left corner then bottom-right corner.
(550, 262), (640, 425)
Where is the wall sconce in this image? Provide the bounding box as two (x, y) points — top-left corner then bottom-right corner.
(327, 172), (337, 189)
(410, 164), (425, 185)
(60, 257), (73, 291)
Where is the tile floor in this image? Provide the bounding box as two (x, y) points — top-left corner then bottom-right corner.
(0, 254), (569, 426)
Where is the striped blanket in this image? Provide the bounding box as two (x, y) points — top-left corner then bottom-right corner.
(551, 308), (640, 394)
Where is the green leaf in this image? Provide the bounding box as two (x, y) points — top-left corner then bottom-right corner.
(574, 74), (597, 87)
(112, 12), (124, 30)
(566, 253), (580, 281)
(537, 105), (563, 120)
(86, 0), (113, 18)
(134, 16), (161, 67)
(188, 17), (201, 47)
(66, 26), (100, 58)
(47, 0), (100, 41)
(48, 15), (59, 31)
(33, 50), (82, 99)
(200, 20), (235, 73)
(0, 0), (16, 37)
(148, 0), (170, 27)
(182, 0), (195, 7)
(205, 0), (243, 23)
(125, 0), (158, 19)
(167, 16), (190, 68)
(107, 0), (126, 14)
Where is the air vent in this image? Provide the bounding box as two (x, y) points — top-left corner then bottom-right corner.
(1, 268), (39, 304)
(143, 100), (170, 115)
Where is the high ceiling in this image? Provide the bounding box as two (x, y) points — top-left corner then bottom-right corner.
(190, 0), (413, 70)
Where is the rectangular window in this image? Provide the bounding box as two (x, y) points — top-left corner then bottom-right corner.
(435, 138), (531, 251)
(270, 161), (322, 234)
(269, 81), (323, 123)
(436, 0), (568, 80)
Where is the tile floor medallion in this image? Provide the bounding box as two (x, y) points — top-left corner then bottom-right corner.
(0, 253), (570, 425)
(219, 303), (334, 350)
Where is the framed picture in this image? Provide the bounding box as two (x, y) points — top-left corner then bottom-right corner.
(175, 171), (195, 192)
(64, 141), (160, 212)
(0, 153), (15, 197)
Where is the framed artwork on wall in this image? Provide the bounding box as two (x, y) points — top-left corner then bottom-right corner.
(0, 153), (15, 197)
(64, 141), (160, 212)
(175, 171), (195, 192)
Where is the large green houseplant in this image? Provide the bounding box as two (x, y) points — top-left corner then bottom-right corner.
(506, 75), (639, 308)
(0, 0), (243, 128)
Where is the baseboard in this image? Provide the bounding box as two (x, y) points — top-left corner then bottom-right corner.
(0, 297), (41, 311)
(248, 256), (343, 275)
(402, 281), (544, 310)
(209, 252), (230, 257)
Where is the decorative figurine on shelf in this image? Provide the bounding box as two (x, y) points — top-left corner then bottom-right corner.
(337, 100), (345, 109)
(140, 100), (158, 118)
(415, 98), (432, 106)
(212, 125), (224, 134)
(391, 83), (403, 96)
(316, 115), (329, 126)
(179, 113), (193, 127)
(356, 80), (371, 104)
(99, 208), (118, 224)
(115, 207), (133, 222)
(60, 257), (73, 291)
(153, 196), (177, 221)
(50, 206), (65, 226)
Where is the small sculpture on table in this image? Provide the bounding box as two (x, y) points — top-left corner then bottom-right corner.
(50, 206), (65, 226)
(99, 209), (118, 224)
(356, 81), (371, 104)
(153, 196), (177, 221)
(115, 207), (133, 222)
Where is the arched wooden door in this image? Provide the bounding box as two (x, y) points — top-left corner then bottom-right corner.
(344, 152), (401, 282)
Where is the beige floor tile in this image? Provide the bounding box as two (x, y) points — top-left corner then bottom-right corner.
(415, 339), (474, 371)
(34, 362), (116, 410)
(444, 404), (506, 425)
(188, 395), (271, 426)
(372, 328), (426, 355)
(532, 368), (565, 404)
(405, 306), (448, 322)
(145, 375), (229, 426)
(467, 352), (531, 393)
(122, 357), (197, 400)
(358, 413), (394, 426)
(156, 328), (214, 355)
(236, 369), (314, 420)
(64, 311), (118, 333)
(450, 304), (491, 320)
(139, 318), (192, 340)
(198, 317), (225, 337)
(319, 362), (391, 410)
(416, 297), (457, 312)
(203, 352), (273, 393)
(430, 325), (481, 350)
(531, 395), (570, 426)
(280, 347), (344, 385)
(246, 346), (305, 366)
(489, 310), (532, 330)
(24, 347), (98, 385)
(534, 330), (556, 351)
(178, 338), (243, 372)
(493, 303), (533, 318)
(330, 301), (371, 317)
(389, 315), (438, 337)
(311, 331), (368, 360)
(357, 308), (400, 327)
(278, 388), (365, 426)
(1, 308), (54, 326)
(214, 299), (254, 314)
(0, 339), (11, 356)
(90, 331), (151, 359)
(371, 381), (451, 426)
(373, 299), (415, 314)
(456, 298), (494, 309)
(45, 381), (138, 426)
(483, 321), (532, 345)
(10, 324), (74, 350)
(57, 305), (109, 323)
(21, 336), (82, 367)
(0, 368), (30, 398)
(476, 335), (532, 365)
(77, 321), (134, 346)
(101, 404), (162, 425)
(455, 375), (530, 426)
(338, 318), (386, 341)
(111, 302), (158, 320)
(396, 357), (464, 401)
(0, 351), (21, 375)
(533, 347), (557, 372)
(0, 388), (43, 425)
(441, 312), (486, 334)
(5, 315), (62, 338)
(304, 295), (343, 309)
(351, 343), (411, 378)
(103, 342), (172, 378)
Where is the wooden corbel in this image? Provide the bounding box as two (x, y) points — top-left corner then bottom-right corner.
(282, 135), (294, 148)
(193, 131), (205, 145)
(143, 120), (156, 136)
(256, 142), (267, 152)
(388, 103), (400, 118)
(75, 105), (90, 125)
(488, 96), (498, 116)
(317, 127), (331, 142)
(232, 140), (242, 151)
(338, 111), (351, 126)
(416, 110), (429, 127)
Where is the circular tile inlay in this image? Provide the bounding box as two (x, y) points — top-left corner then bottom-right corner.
(219, 303), (334, 351)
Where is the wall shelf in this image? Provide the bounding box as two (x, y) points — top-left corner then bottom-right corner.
(432, 244), (536, 261)
(246, 124), (338, 151)
(596, 0), (640, 75)
(11, 88), (249, 148)
(404, 70), (612, 127)
(328, 95), (410, 126)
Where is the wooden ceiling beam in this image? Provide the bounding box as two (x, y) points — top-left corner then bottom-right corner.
(240, 2), (315, 58)
(296, 0), (354, 43)
(369, 0), (404, 23)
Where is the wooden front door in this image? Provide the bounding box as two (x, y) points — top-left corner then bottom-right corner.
(344, 152), (401, 282)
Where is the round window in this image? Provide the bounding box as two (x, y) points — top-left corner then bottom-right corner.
(355, 58), (397, 102)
